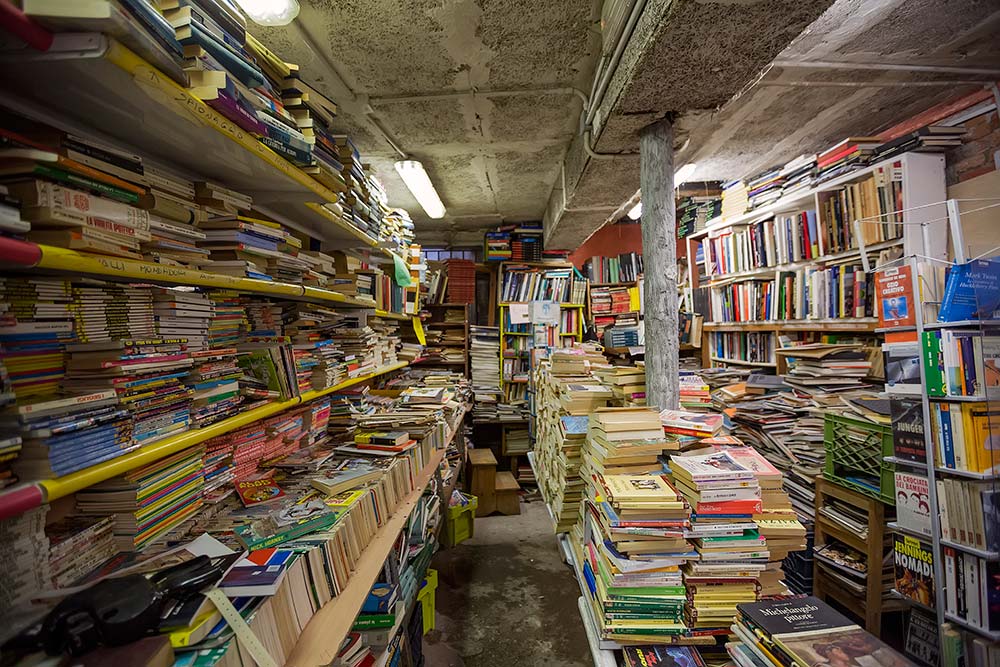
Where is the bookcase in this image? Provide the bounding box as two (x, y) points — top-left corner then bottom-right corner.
(872, 200), (1000, 663)
(417, 303), (470, 377)
(685, 152), (947, 367)
(0, 18), (458, 667)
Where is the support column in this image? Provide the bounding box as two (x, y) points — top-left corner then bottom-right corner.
(639, 119), (679, 411)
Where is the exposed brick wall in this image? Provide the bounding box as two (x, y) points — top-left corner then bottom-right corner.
(946, 110), (1000, 186)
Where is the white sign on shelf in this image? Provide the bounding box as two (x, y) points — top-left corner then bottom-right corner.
(530, 300), (560, 325)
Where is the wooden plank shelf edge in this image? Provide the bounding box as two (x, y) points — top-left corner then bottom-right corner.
(284, 448), (445, 667)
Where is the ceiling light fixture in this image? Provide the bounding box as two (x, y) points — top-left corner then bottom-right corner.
(627, 202), (642, 220)
(234, 0), (300, 26)
(394, 160), (446, 219)
(675, 163), (698, 184)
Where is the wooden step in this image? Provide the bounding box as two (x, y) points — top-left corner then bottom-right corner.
(468, 448), (497, 467)
(495, 471), (521, 516)
(495, 471), (520, 492)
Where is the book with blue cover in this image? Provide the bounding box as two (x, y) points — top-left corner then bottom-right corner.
(939, 257), (1000, 322)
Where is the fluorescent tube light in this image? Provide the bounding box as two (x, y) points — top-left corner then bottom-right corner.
(675, 163), (697, 184)
(627, 202), (642, 220)
(234, 0), (300, 26)
(394, 160), (446, 219)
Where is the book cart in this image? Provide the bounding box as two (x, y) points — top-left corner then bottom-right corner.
(863, 197), (1000, 664)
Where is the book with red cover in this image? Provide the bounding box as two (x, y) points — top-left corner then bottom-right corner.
(875, 265), (916, 328)
(235, 475), (286, 506)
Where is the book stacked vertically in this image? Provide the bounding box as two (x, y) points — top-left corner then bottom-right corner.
(532, 350), (612, 531)
(594, 365), (646, 407)
(0, 278), (73, 401)
(574, 459), (698, 645)
(65, 338), (194, 446)
(745, 166), (785, 210)
(720, 180), (749, 221)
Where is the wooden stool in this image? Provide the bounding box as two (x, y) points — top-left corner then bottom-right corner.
(468, 448), (497, 517)
(495, 471), (521, 516)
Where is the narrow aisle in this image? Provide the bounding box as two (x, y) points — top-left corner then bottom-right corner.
(423, 501), (591, 667)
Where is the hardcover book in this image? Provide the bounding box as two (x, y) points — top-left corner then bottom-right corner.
(738, 597), (917, 667)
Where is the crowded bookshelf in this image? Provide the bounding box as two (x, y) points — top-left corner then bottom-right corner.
(0, 2), (996, 667)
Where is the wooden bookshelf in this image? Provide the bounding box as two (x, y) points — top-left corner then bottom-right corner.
(418, 303), (470, 377)
(685, 153), (947, 362)
(0, 362), (410, 519)
(0, 36), (387, 252)
(284, 448), (445, 667)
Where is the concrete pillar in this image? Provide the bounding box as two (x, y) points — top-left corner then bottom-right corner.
(639, 119), (679, 411)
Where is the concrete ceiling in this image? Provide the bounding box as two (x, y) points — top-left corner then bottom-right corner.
(260, 0), (1000, 250)
(257, 0), (601, 247)
(546, 0), (1000, 248)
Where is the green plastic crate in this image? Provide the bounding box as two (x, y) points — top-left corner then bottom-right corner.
(443, 494), (477, 547)
(823, 413), (896, 504)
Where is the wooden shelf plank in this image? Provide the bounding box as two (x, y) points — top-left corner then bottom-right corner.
(284, 451), (445, 666)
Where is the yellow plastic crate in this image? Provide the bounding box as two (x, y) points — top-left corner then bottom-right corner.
(417, 568), (438, 635)
(443, 494), (477, 547)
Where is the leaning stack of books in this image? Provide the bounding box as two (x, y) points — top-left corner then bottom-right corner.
(573, 467), (698, 645)
(728, 596), (917, 667)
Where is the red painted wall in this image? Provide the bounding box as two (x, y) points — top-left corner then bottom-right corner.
(568, 222), (687, 269)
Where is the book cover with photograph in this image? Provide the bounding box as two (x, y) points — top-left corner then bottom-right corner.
(890, 397), (927, 463)
(893, 534), (935, 608)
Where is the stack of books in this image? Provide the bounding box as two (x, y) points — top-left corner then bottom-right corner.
(873, 124), (967, 161)
(443, 259), (476, 304)
(667, 451), (766, 631)
(677, 196), (721, 238)
(484, 230), (512, 261)
(574, 466), (696, 644)
(75, 446), (206, 551)
(816, 136), (882, 182)
(781, 343), (872, 394)
(720, 180), (749, 221)
(745, 166), (785, 210)
(582, 407), (673, 479)
(65, 338), (194, 446)
(678, 372), (712, 411)
(728, 596), (916, 667)
(532, 351), (614, 531)
(778, 154), (817, 197)
(0, 278), (74, 401)
(594, 365), (646, 407)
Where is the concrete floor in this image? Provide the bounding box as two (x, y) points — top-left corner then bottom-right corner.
(423, 501), (591, 667)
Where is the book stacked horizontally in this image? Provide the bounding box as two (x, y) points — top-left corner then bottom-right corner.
(573, 470), (699, 645)
(532, 353), (613, 531)
(720, 180), (749, 221)
(76, 446), (205, 552)
(667, 450), (765, 632)
(65, 338), (195, 446)
(594, 365), (646, 407)
(0, 278), (74, 401)
(678, 372), (712, 411)
(728, 596), (918, 667)
(583, 408), (675, 479)
(12, 390), (133, 481)
(779, 343), (872, 394)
